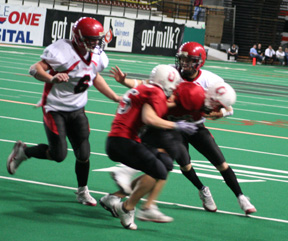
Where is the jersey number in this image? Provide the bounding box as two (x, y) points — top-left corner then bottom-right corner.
(117, 89), (139, 114)
(74, 75), (90, 94)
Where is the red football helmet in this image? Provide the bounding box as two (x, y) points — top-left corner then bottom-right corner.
(176, 42), (206, 80)
(72, 17), (105, 53)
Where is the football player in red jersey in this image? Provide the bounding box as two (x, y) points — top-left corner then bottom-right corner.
(7, 17), (121, 206)
(105, 64), (201, 230)
(103, 42), (256, 219)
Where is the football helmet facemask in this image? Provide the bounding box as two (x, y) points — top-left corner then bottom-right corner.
(149, 64), (181, 97)
(204, 81), (236, 113)
(176, 42), (206, 80)
(72, 17), (105, 53)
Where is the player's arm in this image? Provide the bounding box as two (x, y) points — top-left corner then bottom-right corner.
(109, 65), (145, 88)
(142, 103), (175, 129)
(29, 60), (69, 83)
(141, 103), (198, 135)
(93, 73), (121, 102)
(205, 106), (234, 119)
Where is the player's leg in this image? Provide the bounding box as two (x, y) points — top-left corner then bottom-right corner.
(7, 110), (68, 174)
(135, 147), (174, 222)
(141, 127), (212, 213)
(106, 136), (171, 229)
(189, 124), (256, 214)
(67, 108), (96, 206)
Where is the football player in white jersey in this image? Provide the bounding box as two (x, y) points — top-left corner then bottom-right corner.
(101, 42), (256, 220)
(7, 17), (121, 206)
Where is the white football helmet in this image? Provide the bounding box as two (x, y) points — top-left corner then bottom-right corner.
(205, 81), (236, 112)
(149, 64), (181, 97)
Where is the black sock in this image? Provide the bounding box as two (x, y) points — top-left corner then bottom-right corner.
(181, 167), (204, 190)
(220, 166), (243, 197)
(75, 160), (90, 187)
(24, 144), (49, 159)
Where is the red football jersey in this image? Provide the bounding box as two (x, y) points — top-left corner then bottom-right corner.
(166, 82), (205, 122)
(109, 84), (168, 142)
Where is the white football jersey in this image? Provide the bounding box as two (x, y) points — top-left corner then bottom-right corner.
(40, 39), (109, 112)
(193, 69), (224, 91)
(169, 64), (224, 90)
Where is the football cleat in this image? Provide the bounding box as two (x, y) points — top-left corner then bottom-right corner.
(199, 186), (217, 212)
(113, 202), (137, 230)
(136, 204), (174, 223)
(111, 165), (138, 195)
(238, 194), (257, 215)
(75, 186), (97, 206)
(99, 194), (121, 217)
(7, 140), (28, 175)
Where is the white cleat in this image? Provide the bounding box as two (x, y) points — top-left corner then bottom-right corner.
(113, 202), (137, 230)
(199, 186), (217, 212)
(111, 165), (138, 195)
(238, 194), (257, 215)
(99, 194), (121, 217)
(136, 204), (174, 223)
(76, 186), (97, 206)
(7, 140), (28, 175)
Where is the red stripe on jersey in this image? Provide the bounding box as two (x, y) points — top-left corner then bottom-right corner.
(62, 60), (81, 74)
(41, 82), (58, 134)
(92, 60), (98, 66)
(282, 36), (288, 41)
(40, 82), (53, 107)
(43, 108), (58, 134)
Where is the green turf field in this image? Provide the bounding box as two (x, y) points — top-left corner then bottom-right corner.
(0, 44), (288, 241)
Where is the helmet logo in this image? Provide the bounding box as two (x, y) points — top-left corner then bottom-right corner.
(168, 71), (176, 82)
(215, 86), (226, 96)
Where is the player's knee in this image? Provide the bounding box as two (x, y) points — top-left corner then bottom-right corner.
(180, 163), (192, 172)
(157, 152), (173, 171)
(75, 152), (90, 162)
(151, 162), (169, 180)
(49, 146), (67, 162)
(156, 169), (168, 180)
(76, 159), (89, 163)
(50, 152), (67, 162)
(216, 162), (229, 172)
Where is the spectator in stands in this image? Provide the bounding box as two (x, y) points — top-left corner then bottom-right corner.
(227, 44), (238, 62)
(192, 0), (203, 21)
(285, 47), (288, 66)
(276, 46), (285, 65)
(257, 43), (264, 58)
(250, 44), (263, 64)
(264, 45), (276, 65)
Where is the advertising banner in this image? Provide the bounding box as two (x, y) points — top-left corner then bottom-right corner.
(132, 20), (184, 56)
(43, 9), (104, 46)
(103, 16), (135, 52)
(0, 4), (46, 46)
